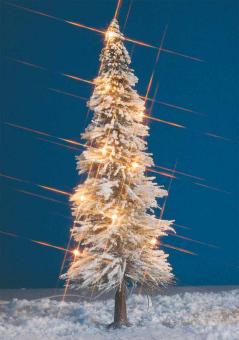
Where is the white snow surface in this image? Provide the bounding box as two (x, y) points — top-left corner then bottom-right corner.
(0, 289), (239, 340)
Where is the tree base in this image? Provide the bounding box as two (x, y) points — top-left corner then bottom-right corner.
(107, 320), (132, 329)
(108, 282), (130, 329)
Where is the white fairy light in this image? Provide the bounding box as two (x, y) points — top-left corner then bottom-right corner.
(132, 162), (139, 169)
(105, 84), (111, 91)
(105, 30), (117, 41)
(101, 146), (107, 156)
(150, 238), (158, 246)
(79, 194), (85, 202)
(72, 249), (80, 257)
(111, 213), (118, 224)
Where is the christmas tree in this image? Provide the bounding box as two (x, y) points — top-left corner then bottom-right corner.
(62, 19), (174, 328)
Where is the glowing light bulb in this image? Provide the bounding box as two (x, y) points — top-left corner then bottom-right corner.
(72, 249), (80, 257)
(111, 213), (118, 224)
(105, 30), (117, 41)
(139, 112), (144, 118)
(132, 162), (139, 169)
(101, 146), (107, 156)
(79, 194), (85, 202)
(150, 238), (158, 246)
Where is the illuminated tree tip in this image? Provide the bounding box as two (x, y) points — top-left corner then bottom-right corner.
(105, 18), (122, 41)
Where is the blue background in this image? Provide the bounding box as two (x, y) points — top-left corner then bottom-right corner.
(1, 0), (238, 288)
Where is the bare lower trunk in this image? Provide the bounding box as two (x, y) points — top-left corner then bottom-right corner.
(108, 282), (131, 328)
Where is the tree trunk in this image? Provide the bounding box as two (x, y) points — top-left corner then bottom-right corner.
(108, 282), (131, 328)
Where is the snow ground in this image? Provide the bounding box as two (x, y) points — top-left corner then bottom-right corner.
(0, 289), (238, 340)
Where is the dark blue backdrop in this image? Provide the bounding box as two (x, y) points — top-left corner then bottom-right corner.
(1, 0), (238, 288)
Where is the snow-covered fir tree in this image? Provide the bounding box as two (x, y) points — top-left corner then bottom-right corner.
(62, 19), (174, 328)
